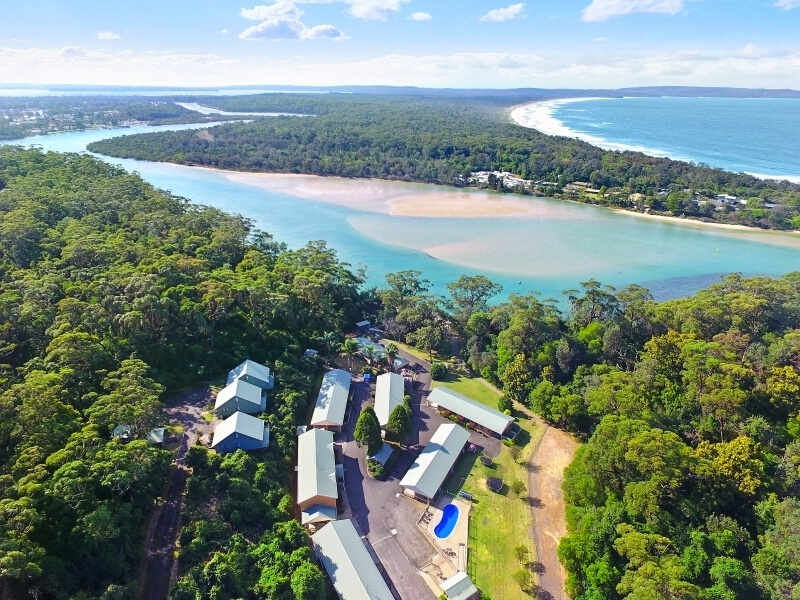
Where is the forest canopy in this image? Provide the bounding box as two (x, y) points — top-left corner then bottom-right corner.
(86, 93), (800, 230)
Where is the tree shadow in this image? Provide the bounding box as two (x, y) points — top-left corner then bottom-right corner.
(528, 561), (546, 575)
(528, 497), (544, 509)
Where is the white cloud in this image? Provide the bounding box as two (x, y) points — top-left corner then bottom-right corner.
(481, 3), (526, 21)
(593, 36), (609, 42)
(582, 0), (684, 21)
(96, 31), (121, 40)
(773, 0), (800, 8)
(239, 2), (347, 41)
(220, 29), (229, 35)
(410, 11), (432, 21)
(741, 43), (766, 58)
(4, 44), (800, 89)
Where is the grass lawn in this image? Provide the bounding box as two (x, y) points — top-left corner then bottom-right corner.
(440, 377), (546, 599)
(431, 372), (503, 410)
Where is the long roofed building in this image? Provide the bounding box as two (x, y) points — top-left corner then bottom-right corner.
(297, 428), (338, 526)
(310, 369), (352, 432)
(399, 423), (470, 501)
(427, 386), (514, 437)
(311, 519), (393, 600)
(374, 372), (405, 427)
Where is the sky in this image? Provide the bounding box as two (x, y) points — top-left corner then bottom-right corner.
(1, 0), (799, 89)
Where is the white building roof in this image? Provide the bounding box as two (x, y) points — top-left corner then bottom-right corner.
(301, 504), (337, 526)
(441, 571), (479, 600)
(215, 378), (263, 412)
(297, 428), (338, 505)
(428, 387), (514, 435)
(374, 372), (405, 427)
(311, 520), (393, 600)
(211, 412), (268, 447)
(310, 369), (351, 427)
(399, 423), (470, 499)
(227, 358), (273, 388)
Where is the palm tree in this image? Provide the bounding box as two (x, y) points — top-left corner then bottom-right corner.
(341, 338), (360, 371)
(385, 342), (399, 372)
(363, 344), (376, 365)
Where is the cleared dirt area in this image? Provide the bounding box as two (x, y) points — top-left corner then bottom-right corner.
(528, 421), (579, 600)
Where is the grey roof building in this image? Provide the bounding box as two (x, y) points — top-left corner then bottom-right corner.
(215, 378), (266, 418)
(399, 423), (470, 501)
(227, 358), (275, 389)
(311, 520), (394, 600)
(211, 412), (270, 455)
(441, 571), (480, 600)
(427, 387), (514, 436)
(374, 372), (405, 427)
(297, 428), (338, 525)
(310, 369), (352, 431)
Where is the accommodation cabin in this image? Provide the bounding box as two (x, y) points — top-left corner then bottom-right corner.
(427, 387), (514, 438)
(374, 372), (405, 428)
(227, 358), (274, 390)
(441, 571), (481, 600)
(297, 428), (338, 526)
(310, 369), (352, 432)
(311, 519), (393, 600)
(215, 378), (266, 418)
(399, 423), (470, 502)
(211, 411), (270, 455)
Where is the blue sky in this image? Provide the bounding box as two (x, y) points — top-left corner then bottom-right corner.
(1, 0), (799, 88)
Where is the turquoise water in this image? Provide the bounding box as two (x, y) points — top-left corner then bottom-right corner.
(6, 122), (800, 302)
(434, 503), (460, 539)
(551, 97), (800, 181)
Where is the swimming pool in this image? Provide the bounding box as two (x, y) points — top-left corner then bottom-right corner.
(434, 503), (460, 539)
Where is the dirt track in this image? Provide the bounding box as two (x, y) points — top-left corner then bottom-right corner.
(528, 421), (578, 600)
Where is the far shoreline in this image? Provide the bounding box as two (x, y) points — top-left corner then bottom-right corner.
(163, 162), (800, 243)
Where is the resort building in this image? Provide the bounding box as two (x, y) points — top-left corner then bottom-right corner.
(310, 369), (352, 432)
(297, 428), (338, 526)
(311, 519), (394, 600)
(211, 412), (270, 455)
(441, 571), (480, 600)
(427, 387), (514, 438)
(374, 372), (405, 427)
(214, 378), (266, 418)
(399, 423), (470, 502)
(227, 358), (275, 390)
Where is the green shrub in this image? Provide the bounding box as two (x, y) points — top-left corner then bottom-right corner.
(497, 395), (513, 412)
(430, 362), (448, 380)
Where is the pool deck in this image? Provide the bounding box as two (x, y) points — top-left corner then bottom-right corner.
(417, 496), (471, 594)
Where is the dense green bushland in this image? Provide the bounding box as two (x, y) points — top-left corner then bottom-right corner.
(0, 146), (363, 599)
(87, 93), (800, 229)
(374, 271), (800, 599)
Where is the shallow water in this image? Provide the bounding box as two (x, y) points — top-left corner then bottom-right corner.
(6, 123), (800, 303)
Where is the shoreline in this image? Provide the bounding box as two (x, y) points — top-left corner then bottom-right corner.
(171, 163), (800, 241)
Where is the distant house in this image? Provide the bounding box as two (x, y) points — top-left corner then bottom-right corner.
(215, 378), (266, 418)
(441, 571), (480, 600)
(297, 428), (338, 526)
(374, 372), (405, 428)
(310, 369), (352, 432)
(227, 359), (275, 390)
(311, 519), (394, 600)
(211, 412), (270, 455)
(427, 387), (514, 438)
(399, 423), (470, 502)
(355, 320), (371, 333)
(112, 424), (133, 442)
(147, 427), (166, 446)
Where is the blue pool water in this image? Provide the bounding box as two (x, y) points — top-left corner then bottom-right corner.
(434, 504), (460, 539)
